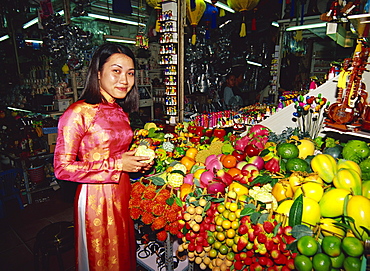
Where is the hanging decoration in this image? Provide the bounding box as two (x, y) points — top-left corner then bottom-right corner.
(146, 0), (162, 33)
(226, 0), (260, 37)
(136, 0), (149, 49)
(42, 13), (93, 70)
(202, 3), (218, 39)
(186, 0), (206, 45)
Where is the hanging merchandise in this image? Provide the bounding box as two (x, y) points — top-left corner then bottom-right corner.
(146, 0), (162, 33)
(186, 0), (206, 45)
(226, 0), (260, 37)
(202, 3), (218, 39)
(136, 0), (149, 49)
(42, 13), (93, 70)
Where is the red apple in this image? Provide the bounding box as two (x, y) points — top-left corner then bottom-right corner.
(232, 150), (247, 162)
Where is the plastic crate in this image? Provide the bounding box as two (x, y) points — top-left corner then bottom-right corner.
(42, 127), (58, 134)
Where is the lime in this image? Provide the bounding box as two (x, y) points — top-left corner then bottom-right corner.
(343, 256), (361, 271)
(297, 235), (319, 256)
(341, 237), (364, 257)
(294, 254), (313, 271)
(225, 238), (234, 247)
(214, 241), (222, 250)
(277, 142), (300, 159)
(330, 252), (345, 269)
(312, 253), (332, 271)
(207, 236), (215, 245)
(226, 251), (235, 261)
(219, 244), (229, 255)
(286, 158), (309, 172)
(322, 236), (342, 257)
(209, 248), (217, 258)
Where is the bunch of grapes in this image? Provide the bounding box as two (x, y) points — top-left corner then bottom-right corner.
(129, 181), (182, 242)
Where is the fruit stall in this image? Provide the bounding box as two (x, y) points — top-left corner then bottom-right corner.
(130, 49), (370, 271)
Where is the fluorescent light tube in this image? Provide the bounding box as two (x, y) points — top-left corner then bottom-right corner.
(286, 22), (326, 31)
(23, 18), (39, 29)
(25, 39), (43, 44)
(204, 0), (235, 13)
(0, 35), (9, 42)
(7, 107), (32, 113)
(88, 13), (145, 26)
(23, 10), (64, 29)
(271, 21), (279, 27)
(247, 60), (262, 67)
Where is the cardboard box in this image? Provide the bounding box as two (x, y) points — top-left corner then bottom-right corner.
(47, 133), (58, 145)
(54, 98), (72, 112)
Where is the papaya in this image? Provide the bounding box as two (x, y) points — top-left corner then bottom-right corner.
(362, 180), (370, 199)
(311, 154), (337, 183)
(337, 159), (362, 177)
(346, 195), (370, 241)
(332, 168), (362, 195)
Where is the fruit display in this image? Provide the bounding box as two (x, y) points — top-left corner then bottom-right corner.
(128, 122), (370, 270)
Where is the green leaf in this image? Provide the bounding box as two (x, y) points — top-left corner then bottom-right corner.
(257, 213), (269, 224)
(291, 224), (313, 239)
(250, 174), (275, 186)
(286, 241), (298, 252)
(343, 194), (350, 217)
(250, 212), (261, 224)
(151, 177), (166, 186)
(170, 170), (186, 176)
(204, 200), (211, 212)
(174, 196), (183, 207)
(289, 194), (303, 227)
(240, 207), (255, 217)
(166, 197), (174, 206)
(273, 222), (282, 236)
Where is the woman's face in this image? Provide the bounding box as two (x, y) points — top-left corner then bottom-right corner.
(98, 53), (135, 101)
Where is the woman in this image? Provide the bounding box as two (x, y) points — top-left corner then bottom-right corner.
(54, 43), (153, 270)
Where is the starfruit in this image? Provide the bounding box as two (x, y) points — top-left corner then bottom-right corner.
(337, 159), (362, 177)
(333, 168), (362, 195)
(346, 195), (370, 241)
(310, 154), (337, 183)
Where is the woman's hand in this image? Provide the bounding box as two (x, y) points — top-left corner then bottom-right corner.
(122, 149), (154, 173)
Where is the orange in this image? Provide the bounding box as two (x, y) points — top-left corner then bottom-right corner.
(186, 147), (198, 159)
(222, 155), (237, 169)
(227, 167), (241, 177)
(180, 156), (195, 172)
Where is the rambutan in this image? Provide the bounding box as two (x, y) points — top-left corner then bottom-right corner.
(156, 230), (167, 242)
(152, 204), (166, 216)
(129, 208), (141, 220)
(165, 211), (178, 223)
(152, 216), (166, 230)
(141, 212), (155, 225)
(128, 198), (141, 208)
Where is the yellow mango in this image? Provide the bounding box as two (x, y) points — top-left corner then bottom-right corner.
(362, 180), (370, 199)
(311, 154), (337, 183)
(302, 197), (321, 227)
(337, 159), (362, 177)
(319, 188), (352, 217)
(346, 195), (370, 241)
(333, 168), (362, 195)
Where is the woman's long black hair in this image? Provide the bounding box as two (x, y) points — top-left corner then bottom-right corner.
(79, 43), (139, 113)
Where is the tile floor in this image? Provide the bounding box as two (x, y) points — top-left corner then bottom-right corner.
(0, 181), (150, 271)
